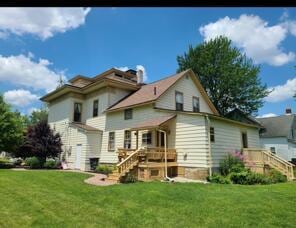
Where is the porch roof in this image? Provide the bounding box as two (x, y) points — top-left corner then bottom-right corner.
(70, 122), (102, 132)
(130, 114), (176, 131)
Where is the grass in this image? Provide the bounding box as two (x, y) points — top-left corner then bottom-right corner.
(0, 170), (295, 228)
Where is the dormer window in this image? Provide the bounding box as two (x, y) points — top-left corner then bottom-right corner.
(93, 99), (99, 117)
(175, 91), (183, 111)
(193, 96), (200, 112)
(74, 102), (82, 122)
(124, 108), (133, 120)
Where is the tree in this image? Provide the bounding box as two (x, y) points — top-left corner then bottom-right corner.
(17, 120), (62, 162)
(29, 107), (48, 125)
(0, 95), (24, 153)
(177, 36), (269, 116)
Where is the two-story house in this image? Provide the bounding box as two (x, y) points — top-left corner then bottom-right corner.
(41, 68), (262, 181)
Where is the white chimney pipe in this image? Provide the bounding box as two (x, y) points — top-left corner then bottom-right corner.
(136, 69), (143, 84)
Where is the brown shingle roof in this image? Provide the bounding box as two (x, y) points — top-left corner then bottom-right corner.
(107, 70), (190, 111)
(130, 114), (176, 130)
(71, 122), (102, 132)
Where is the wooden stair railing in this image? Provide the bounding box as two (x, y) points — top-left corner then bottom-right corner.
(243, 148), (295, 180)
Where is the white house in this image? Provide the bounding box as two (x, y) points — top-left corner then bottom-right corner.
(41, 68), (263, 181)
(256, 112), (296, 163)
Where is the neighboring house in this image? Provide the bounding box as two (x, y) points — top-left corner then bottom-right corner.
(41, 68), (262, 180)
(256, 112), (296, 162)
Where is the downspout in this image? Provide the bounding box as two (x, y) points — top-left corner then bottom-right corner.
(158, 129), (174, 182)
(205, 115), (213, 177)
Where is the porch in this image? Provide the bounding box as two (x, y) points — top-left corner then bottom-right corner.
(108, 114), (178, 182)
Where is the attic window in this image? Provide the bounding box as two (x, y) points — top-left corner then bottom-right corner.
(175, 91), (184, 111)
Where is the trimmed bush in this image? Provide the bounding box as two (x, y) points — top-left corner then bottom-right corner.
(207, 173), (231, 184)
(25, 157), (42, 169)
(44, 159), (58, 169)
(95, 164), (114, 175)
(12, 158), (22, 166)
(267, 169), (287, 183)
(230, 171), (271, 185)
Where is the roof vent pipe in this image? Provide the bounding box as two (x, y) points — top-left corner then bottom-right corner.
(136, 69), (143, 84)
(154, 87), (157, 95)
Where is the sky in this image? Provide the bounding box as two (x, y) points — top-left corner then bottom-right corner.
(0, 7), (295, 117)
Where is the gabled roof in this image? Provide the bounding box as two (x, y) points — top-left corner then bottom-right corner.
(256, 114), (295, 138)
(225, 108), (263, 127)
(130, 114), (176, 131)
(107, 69), (219, 115)
(70, 122), (102, 132)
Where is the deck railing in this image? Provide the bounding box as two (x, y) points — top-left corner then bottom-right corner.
(243, 148), (295, 180)
(116, 149), (139, 176)
(117, 147), (177, 163)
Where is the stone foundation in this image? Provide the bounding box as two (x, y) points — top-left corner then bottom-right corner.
(178, 167), (209, 180)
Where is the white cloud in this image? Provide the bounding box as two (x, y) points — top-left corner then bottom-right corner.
(257, 113), (278, 118)
(115, 66), (129, 72)
(199, 14), (295, 66)
(265, 77), (296, 102)
(0, 53), (66, 92)
(115, 65), (148, 82)
(0, 7), (90, 40)
(4, 89), (39, 107)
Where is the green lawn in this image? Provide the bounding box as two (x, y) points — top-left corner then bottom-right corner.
(0, 170), (295, 228)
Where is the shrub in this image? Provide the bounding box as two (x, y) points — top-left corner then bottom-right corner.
(267, 169), (287, 183)
(44, 159), (58, 169)
(230, 171), (272, 185)
(219, 151), (245, 176)
(0, 158), (14, 169)
(207, 173), (231, 184)
(123, 173), (137, 183)
(11, 158), (22, 166)
(95, 164), (114, 175)
(25, 157), (42, 169)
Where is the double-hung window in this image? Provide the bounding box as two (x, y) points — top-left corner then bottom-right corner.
(175, 91), (184, 111)
(192, 96), (200, 112)
(142, 132), (152, 145)
(124, 108), (133, 120)
(210, 127), (215, 143)
(74, 103), (82, 122)
(108, 132), (115, 151)
(124, 130), (132, 149)
(93, 100), (99, 117)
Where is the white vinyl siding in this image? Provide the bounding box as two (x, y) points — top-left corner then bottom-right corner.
(210, 118), (260, 167)
(155, 74), (213, 114)
(260, 137), (296, 161)
(175, 114), (209, 168)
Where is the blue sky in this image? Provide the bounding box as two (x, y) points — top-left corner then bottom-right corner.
(0, 7), (295, 117)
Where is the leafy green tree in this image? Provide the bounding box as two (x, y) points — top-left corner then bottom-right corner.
(17, 120), (62, 162)
(29, 107), (48, 125)
(0, 95), (24, 153)
(177, 36), (269, 116)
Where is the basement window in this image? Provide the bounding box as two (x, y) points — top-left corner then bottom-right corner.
(150, 169), (159, 177)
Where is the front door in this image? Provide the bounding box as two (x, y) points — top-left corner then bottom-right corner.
(157, 131), (165, 147)
(75, 144), (82, 169)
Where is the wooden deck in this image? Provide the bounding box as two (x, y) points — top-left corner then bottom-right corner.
(108, 147), (178, 182)
(242, 148), (295, 180)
